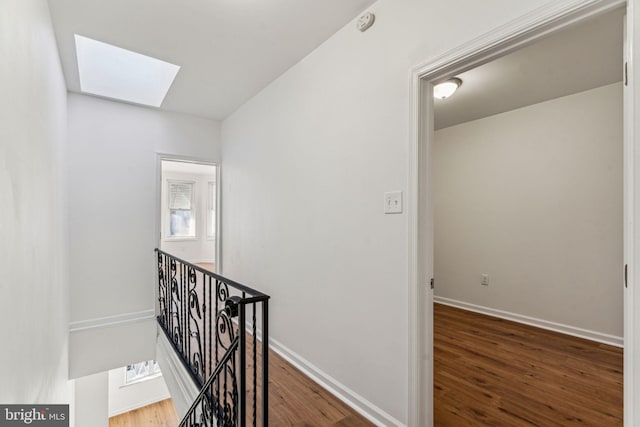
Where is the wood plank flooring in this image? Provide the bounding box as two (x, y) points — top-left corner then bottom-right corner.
(194, 262), (215, 272)
(186, 261), (373, 426)
(434, 303), (623, 426)
(109, 399), (178, 427)
(110, 301), (621, 426)
(109, 344), (371, 427)
(267, 348), (373, 426)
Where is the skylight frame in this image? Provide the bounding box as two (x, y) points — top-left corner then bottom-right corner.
(74, 34), (181, 107)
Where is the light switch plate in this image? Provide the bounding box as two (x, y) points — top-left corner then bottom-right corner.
(384, 191), (403, 214)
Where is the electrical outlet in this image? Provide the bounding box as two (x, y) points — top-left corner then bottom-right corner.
(481, 274), (489, 286)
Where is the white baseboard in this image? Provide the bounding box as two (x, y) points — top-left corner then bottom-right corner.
(268, 337), (405, 427)
(159, 319), (403, 425)
(434, 296), (623, 348)
(243, 323), (403, 426)
(69, 309), (155, 332)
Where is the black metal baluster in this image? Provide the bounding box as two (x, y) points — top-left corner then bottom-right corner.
(208, 275), (212, 381)
(203, 271), (207, 381)
(215, 280), (220, 415)
(168, 255), (172, 331)
(182, 262), (187, 358)
(224, 353), (228, 425)
(252, 302), (257, 427)
(262, 300), (268, 427)
(167, 256), (172, 339)
(239, 302), (246, 427)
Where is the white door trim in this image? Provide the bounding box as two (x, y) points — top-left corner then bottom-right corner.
(407, 1), (629, 425)
(216, 163), (223, 274)
(625, 0), (639, 424)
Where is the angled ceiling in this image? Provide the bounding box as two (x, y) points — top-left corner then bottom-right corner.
(48, 0), (376, 120)
(434, 8), (624, 130)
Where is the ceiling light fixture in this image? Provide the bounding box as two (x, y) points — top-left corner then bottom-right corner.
(433, 78), (462, 100)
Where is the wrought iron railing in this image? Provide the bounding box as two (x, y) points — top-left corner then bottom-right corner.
(180, 337), (239, 427)
(155, 249), (269, 427)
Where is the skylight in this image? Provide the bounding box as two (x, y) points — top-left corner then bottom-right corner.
(74, 35), (180, 107)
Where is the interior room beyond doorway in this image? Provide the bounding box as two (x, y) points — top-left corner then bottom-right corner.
(431, 7), (624, 426)
(160, 159), (217, 270)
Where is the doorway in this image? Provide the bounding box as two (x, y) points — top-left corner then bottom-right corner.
(407, 1), (634, 425)
(159, 159), (219, 272)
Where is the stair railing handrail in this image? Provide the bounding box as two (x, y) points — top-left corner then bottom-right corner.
(155, 249), (269, 299)
(155, 249), (269, 427)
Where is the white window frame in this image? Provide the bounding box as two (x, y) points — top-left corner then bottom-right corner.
(207, 181), (216, 240)
(166, 179), (196, 240)
(123, 360), (162, 386)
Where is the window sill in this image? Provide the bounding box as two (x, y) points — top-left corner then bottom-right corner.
(163, 237), (197, 242)
(122, 372), (163, 388)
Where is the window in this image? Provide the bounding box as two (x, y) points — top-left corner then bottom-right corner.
(168, 180), (195, 238)
(125, 360), (161, 385)
(207, 181), (216, 239)
(75, 34), (180, 107)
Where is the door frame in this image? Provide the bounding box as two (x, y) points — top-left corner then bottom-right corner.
(407, 0), (634, 425)
(155, 154), (222, 272)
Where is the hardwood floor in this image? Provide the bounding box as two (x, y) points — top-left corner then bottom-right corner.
(434, 303), (623, 426)
(194, 262), (215, 272)
(266, 348), (373, 426)
(109, 399), (178, 427)
(109, 348), (371, 427)
(160, 260), (371, 426)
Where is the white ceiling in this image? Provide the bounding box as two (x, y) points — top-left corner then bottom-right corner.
(434, 8), (624, 130)
(47, 0), (376, 120)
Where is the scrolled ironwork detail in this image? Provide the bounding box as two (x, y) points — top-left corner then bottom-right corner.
(157, 253), (168, 328)
(155, 249), (270, 427)
(186, 266), (205, 381)
(215, 309), (236, 351)
(218, 280), (229, 305)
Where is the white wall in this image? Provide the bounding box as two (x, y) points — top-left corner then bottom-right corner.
(69, 319), (158, 380)
(220, 0), (556, 423)
(0, 0), (72, 404)
(67, 94), (221, 378)
(75, 372), (108, 427)
(160, 170), (216, 263)
(108, 367), (170, 417)
(434, 83), (623, 338)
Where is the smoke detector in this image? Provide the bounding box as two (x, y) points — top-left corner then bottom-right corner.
(357, 12), (375, 32)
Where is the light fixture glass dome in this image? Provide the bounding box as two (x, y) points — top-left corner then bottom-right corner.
(433, 78), (462, 100)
